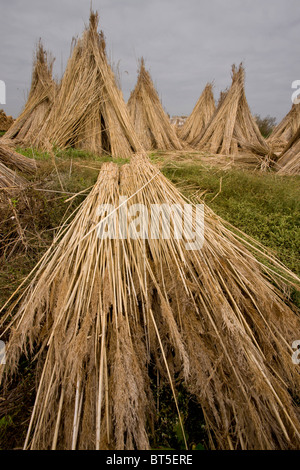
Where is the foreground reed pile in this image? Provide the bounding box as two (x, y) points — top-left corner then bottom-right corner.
(3, 41), (56, 147)
(196, 65), (271, 162)
(179, 83), (215, 145)
(128, 58), (183, 151)
(0, 152), (299, 450)
(34, 12), (142, 158)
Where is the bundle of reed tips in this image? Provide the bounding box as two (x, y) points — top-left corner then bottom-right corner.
(3, 40), (56, 148)
(179, 83), (215, 145)
(35, 12), (142, 159)
(128, 58), (184, 151)
(0, 152), (300, 450)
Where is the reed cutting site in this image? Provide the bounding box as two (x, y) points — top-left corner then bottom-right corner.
(0, 4), (299, 451)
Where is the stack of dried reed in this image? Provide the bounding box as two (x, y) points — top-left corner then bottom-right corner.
(1, 152), (300, 450)
(0, 141), (36, 174)
(179, 83), (215, 145)
(128, 58), (184, 151)
(276, 126), (300, 175)
(196, 65), (271, 159)
(35, 12), (142, 158)
(268, 104), (300, 153)
(0, 110), (14, 132)
(3, 41), (56, 147)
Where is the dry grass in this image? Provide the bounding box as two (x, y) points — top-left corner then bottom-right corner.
(156, 149), (267, 171)
(0, 152), (299, 450)
(128, 58), (184, 151)
(0, 162), (29, 256)
(0, 162), (26, 192)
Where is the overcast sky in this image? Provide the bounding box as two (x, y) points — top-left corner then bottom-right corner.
(1, 0), (299, 122)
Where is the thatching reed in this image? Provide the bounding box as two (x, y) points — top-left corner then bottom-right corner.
(0, 146), (36, 257)
(34, 12), (142, 158)
(0, 161), (26, 192)
(0, 110), (14, 132)
(268, 104), (300, 153)
(217, 88), (229, 109)
(195, 65), (271, 160)
(127, 58), (184, 151)
(276, 126), (300, 175)
(0, 141), (36, 174)
(0, 162), (29, 256)
(3, 41), (56, 147)
(1, 152), (300, 450)
(179, 83), (215, 145)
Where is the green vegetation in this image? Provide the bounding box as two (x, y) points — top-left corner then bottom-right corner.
(17, 146), (130, 164)
(254, 114), (277, 138)
(159, 159), (300, 276)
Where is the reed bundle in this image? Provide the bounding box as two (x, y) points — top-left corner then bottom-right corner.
(0, 141), (36, 174)
(276, 126), (300, 175)
(35, 13), (142, 158)
(268, 104), (300, 153)
(179, 83), (215, 145)
(1, 151), (299, 450)
(195, 65), (270, 159)
(3, 41), (56, 147)
(128, 59), (184, 151)
(0, 110), (14, 132)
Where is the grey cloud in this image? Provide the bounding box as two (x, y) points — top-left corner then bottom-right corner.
(1, 0), (299, 123)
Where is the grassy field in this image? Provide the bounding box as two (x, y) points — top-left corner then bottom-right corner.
(157, 154), (300, 276)
(0, 148), (299, 449)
